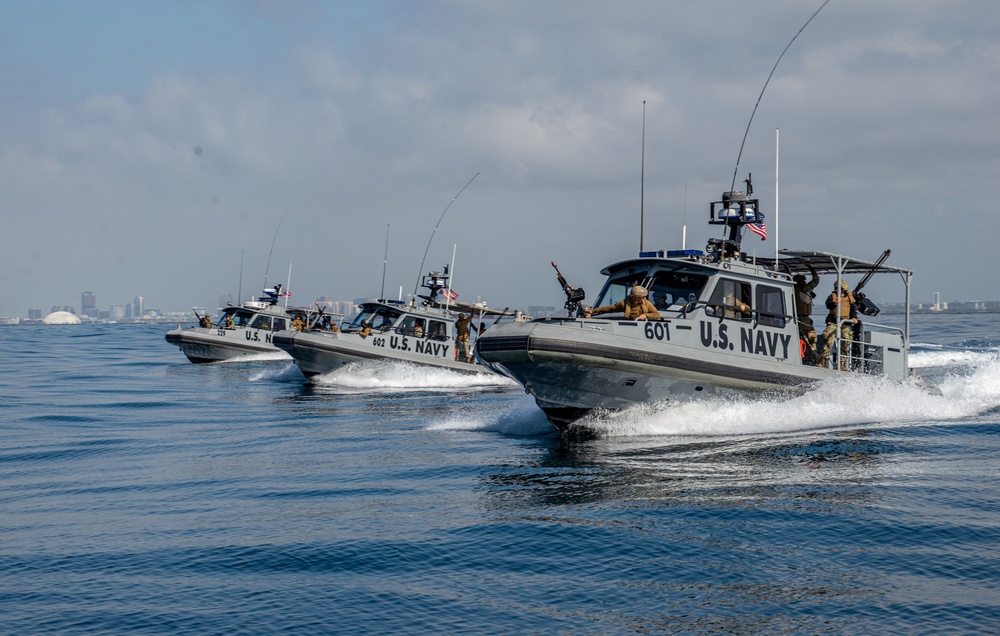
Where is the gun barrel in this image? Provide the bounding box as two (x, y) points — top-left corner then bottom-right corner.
(854, 249), (891, 293)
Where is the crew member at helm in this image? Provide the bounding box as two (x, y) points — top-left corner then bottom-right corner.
(584, 286), (660, 321)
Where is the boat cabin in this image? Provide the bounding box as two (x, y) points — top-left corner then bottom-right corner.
(583, 245), (910, 378)
(218, 305), (313, 332)
(345, 302), (453, 341)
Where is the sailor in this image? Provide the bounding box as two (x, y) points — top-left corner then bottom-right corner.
(198, 313), (212, 329)
(819, 280), (857, 369)
(584, 286), (660, 321)
(225, 314), (235, 330)
(358, 320), (372, 338)
(724, 289), (751, 319)
(291, 315), (306, 332)
(455, 313), (478, 362)
(794, 264), (820, 362)
(413, 319), (425, 338)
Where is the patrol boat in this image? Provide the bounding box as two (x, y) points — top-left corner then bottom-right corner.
(272, 268), (504, 377)
(476, 177), (924, 432)
(165, 285), (314, 363)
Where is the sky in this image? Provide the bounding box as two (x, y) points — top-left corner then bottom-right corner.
(2, 0), (998, 318)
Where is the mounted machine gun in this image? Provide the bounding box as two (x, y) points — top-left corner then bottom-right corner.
(852, 249), (891, 317)
(551, 262), (585, 317)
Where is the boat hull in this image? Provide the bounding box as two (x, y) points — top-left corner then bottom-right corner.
(272, 329), (483, 377)
(165, 327), (288, 363)
(476, 318), (837, 431)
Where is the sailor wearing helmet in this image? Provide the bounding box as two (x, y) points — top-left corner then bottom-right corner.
(584, 285), (661, 321)
(819, 279), (858, 369)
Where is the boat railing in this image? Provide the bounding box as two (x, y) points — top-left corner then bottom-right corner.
(821, 319), (905, 376)
(683, 300), (794, 327)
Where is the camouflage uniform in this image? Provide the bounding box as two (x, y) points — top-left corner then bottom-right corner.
(794, 268), (820, 362)
(819, 280), (857, 369)
(588, 286), (661, 320)
(455, 313), (474, 362)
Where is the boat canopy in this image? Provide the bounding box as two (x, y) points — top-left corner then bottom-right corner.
(759, 249), (912, 277)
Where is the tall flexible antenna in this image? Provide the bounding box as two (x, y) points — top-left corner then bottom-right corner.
(263, 210), (288, 290)
(412, 173), (479, 299)
(730, 0), (831, 192)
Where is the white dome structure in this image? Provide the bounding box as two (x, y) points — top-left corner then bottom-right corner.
(42, 311), (81, 325)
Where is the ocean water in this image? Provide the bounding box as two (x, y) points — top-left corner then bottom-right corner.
(2, 313), (1000, 634)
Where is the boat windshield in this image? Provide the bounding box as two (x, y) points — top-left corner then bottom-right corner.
(224, 309), (254, 327)
(349, 306), (402, 332)
(595, 268), (709, 311)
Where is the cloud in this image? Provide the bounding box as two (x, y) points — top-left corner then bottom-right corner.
(1, 0), (998, 318)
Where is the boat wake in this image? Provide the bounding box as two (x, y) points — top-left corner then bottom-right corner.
(426, 395), (554, 436)
(217, 351), (290, 363)
(441, 347), (1000, 439)
(248, 363), (303, 383)
(309, 360), (517, 394)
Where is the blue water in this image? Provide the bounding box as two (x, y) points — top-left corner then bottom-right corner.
(3, 313), (1000, 634)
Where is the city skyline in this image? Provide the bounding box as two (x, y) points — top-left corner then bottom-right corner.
(7, 286), (997, 325)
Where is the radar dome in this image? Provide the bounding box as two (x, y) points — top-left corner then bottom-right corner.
(42, 311), (81, 325)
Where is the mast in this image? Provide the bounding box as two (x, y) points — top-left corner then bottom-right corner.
(775, 128), (779, 265)
(380, 224), (390, 300)
(640, 100), (646, 252)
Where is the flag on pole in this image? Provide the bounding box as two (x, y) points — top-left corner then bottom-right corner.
(278, 290), (292, 298)
(442, 289), (458, 301)
(748, 222), (767, 241)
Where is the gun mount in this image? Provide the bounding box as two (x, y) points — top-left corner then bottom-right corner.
(551, 262), (585, 317)
(708, 174), (765, 258)
(852, 249), (891, 317)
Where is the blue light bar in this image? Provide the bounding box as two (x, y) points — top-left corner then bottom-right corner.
(667, 249), (704, 258)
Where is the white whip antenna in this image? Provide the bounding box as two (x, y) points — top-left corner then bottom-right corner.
(412, 173), (479, 299)
(775, 128), (780, 265)
(263, 211), (288, 291)
(730, 0), (831, 192)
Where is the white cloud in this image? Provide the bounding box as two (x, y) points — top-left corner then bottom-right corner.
(1, 0), (999, 318)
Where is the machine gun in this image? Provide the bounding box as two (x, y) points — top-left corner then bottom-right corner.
(852, 249), (891, 317)
(551, 262), (585, 317)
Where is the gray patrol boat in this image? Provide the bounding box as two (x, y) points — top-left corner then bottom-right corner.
(165, 285), (314, 363)
(273, 268), (503, 377)
(476, 176), (927, 432)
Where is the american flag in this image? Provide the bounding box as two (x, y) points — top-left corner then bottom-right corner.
(748, 221), (767, 241)
(442, 288), (458, 301)
(278, 290), (292, 298)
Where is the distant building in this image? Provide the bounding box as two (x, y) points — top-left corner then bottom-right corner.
(316, 297), (359, 319)
(81, 291), (97, 318)
(110, 305), (125, 320)
(28, 308), (42, 320)
(133, 296), (144, 319)
(528, 305), (560, 317)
